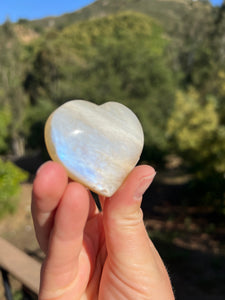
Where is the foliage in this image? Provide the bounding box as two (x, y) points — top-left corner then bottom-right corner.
(175, 1), (214, 87)
(0, 20), (29, 155)
(0, 106), (12, 153)
(24, 99), (56, 150)
(13, 291), (23, 300)
(25, 12), (176, 156)
(167, 88), (225, 177)
(0, 159), (28, 218)
(167, 88), (225, 211)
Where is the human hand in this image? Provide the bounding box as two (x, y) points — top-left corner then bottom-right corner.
(32, 161), (174, 300)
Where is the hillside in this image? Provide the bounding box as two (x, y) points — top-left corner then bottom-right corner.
(28, 0), (213, 35)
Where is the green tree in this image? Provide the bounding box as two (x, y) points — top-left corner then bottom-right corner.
(25, 12), (176, 157)
(167, 88), (225, 175)
(0, 106), (11, 153)
(24, 99), (56, 150)
(213, 1), (225, 67)
(0, 20), (29, 156)
(207, 2), (225, 124)
(0, 159), (28, 218)
(175, 1), (214, 88)
(167, 88), (225, 210)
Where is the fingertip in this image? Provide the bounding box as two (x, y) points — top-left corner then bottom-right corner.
(107, 164), (155, 204)
(32, 161), (68, 212)
(132, 164), (156, 179)
(36, 161), (67, 178)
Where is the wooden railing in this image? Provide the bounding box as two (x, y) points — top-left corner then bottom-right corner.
(0, 237), (41, 299)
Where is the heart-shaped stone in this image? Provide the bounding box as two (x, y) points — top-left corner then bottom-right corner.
(44, 100), (144, 197)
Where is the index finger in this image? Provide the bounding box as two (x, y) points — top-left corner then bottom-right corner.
(32, 161), (68, 253)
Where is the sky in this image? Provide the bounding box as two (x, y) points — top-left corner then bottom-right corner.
(0, 0), (224, 25)
(0, 0), (95, 24)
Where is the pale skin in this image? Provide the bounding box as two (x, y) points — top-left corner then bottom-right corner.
(32, 161), (175, 300)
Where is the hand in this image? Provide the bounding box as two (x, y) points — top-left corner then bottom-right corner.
(32, 161), (174, 300)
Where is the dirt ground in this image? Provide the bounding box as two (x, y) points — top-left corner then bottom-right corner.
(0, 170), (224, 299)
(142, 170), (225, 300)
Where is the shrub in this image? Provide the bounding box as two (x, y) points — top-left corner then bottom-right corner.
(0, 159), (28, 218)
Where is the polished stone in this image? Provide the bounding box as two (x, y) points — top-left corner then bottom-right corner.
(45, 100), (144, 197)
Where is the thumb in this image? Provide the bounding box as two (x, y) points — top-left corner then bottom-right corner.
(103, 165), (156, 266)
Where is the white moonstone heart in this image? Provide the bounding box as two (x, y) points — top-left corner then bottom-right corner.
(45, 100), (144, 197)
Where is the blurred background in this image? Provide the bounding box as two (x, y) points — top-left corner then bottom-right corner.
(0, 0), (224, 299)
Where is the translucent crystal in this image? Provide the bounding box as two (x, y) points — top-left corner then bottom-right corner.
(45, 100), (144, 197)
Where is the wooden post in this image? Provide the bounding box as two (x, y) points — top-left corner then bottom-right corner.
(0, 237), (41, 294)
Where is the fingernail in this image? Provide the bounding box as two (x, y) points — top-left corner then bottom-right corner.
(134, 172), (156, 201)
